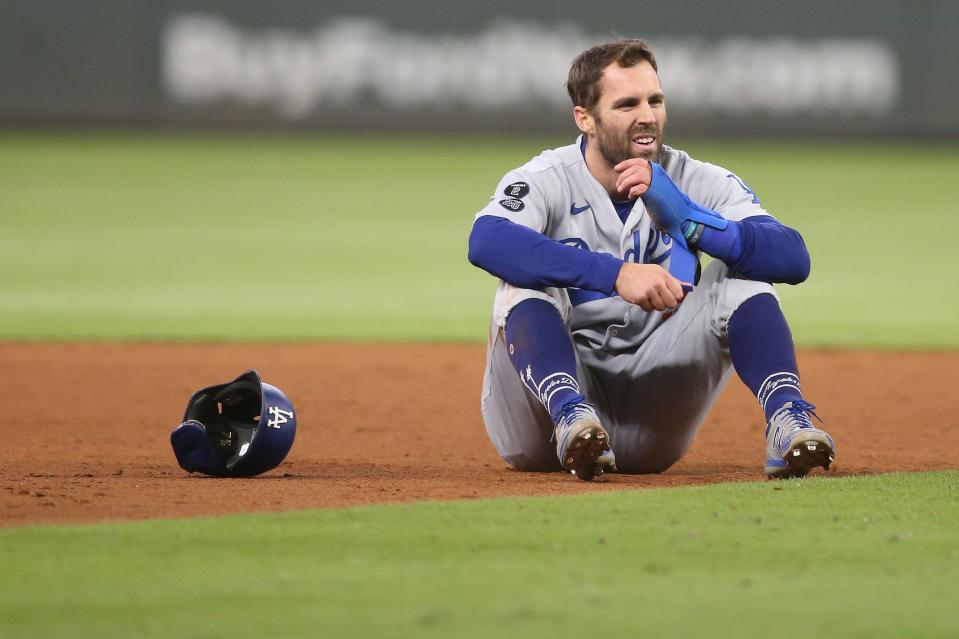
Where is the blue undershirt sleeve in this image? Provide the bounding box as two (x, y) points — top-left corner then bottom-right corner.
(702, 215), (810, 284)
(468, 215), (623, 294)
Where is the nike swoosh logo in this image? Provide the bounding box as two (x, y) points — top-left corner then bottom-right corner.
(570, 202), (591, 215)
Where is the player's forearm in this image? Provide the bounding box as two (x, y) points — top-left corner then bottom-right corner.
(690, 216), (810, 284)
(468, 216), (623, 293)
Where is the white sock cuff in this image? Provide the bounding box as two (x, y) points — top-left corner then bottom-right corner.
(758, 371), (802, 411)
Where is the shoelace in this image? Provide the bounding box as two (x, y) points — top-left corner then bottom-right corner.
(766, 400), (824, 439)
(784, 400), (824, 428)
(559, 403), (595, 424)
(772, 402), (824, 450)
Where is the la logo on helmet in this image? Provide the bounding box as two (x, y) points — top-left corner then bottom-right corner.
(268, 406), (294, 428)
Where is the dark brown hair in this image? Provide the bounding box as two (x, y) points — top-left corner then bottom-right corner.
(567, 39), (658, 112)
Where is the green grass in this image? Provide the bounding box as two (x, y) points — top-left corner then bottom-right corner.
(1, 133), (957, 346)
(2, 471), (957, 638)
(0, 133), (511, 341)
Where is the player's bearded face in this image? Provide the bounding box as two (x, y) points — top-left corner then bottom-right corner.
(590, 61), (667, 165)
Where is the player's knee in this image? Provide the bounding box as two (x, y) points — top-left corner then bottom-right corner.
(707, 269), (778, 337)
(492, 281), (570, 329)
(733, 279), (775, 298)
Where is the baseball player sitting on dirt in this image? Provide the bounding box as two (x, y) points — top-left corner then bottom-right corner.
(468, 39), (836, 481)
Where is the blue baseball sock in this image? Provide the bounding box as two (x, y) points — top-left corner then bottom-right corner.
(727, 293), (804, 421)
(504, 299), (585, 423)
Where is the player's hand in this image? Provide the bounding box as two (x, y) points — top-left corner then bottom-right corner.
(613, 158), (652, 199)
(614, 263), (687, 312)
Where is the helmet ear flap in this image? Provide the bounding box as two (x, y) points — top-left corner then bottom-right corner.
(170, 420), (229, 476)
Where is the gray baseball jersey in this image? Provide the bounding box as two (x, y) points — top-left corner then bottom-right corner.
(476, 137), (778, 473)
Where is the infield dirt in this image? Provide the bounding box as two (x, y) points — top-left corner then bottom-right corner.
(2, 343), (956, 527)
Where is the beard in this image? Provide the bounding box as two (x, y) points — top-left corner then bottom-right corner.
(595, 118), (664, 166)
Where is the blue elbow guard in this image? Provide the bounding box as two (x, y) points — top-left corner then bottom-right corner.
(641, 162), (728, 287)
(642, 162), (728, 239)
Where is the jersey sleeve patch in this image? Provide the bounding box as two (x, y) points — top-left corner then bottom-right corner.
(726, 173), (760, 204)
(503, 181), (530, 198)
(499, 198), (525, 212)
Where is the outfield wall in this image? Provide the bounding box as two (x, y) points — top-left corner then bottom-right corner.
(2, 0), (957, 136)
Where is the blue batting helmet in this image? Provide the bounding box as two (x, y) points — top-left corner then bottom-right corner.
(171, 369), (297, 477)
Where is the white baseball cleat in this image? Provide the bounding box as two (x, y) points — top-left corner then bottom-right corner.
(764, 400), (836, 479)
(554, 404), (617, 481)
